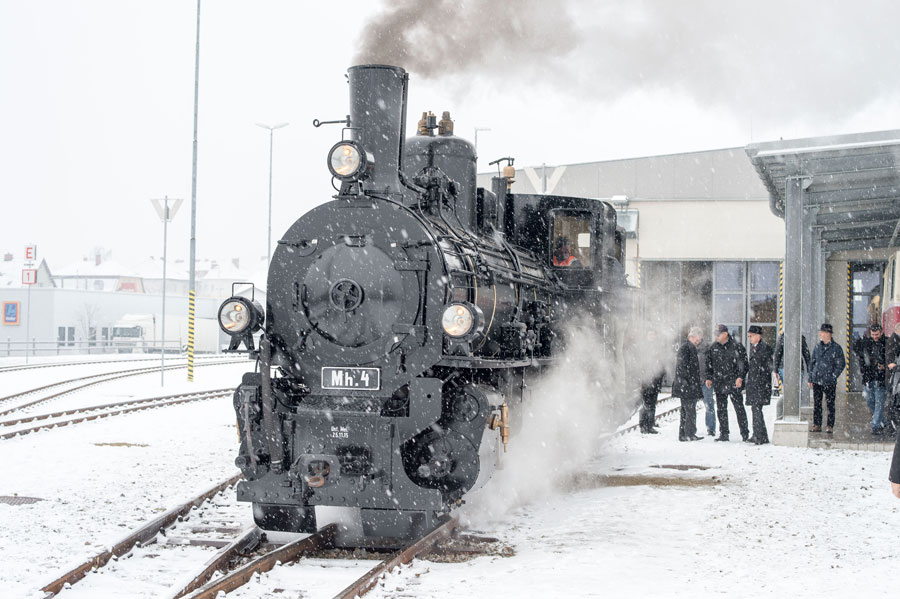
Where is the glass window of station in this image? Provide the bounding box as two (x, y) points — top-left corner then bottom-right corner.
(641, 261), (780, 347)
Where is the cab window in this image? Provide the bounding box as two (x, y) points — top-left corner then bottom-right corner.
(551, 212), (591, 268)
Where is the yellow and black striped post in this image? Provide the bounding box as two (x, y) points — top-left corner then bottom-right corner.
(846, 262), (852, 392)
(188, 290), (195, 382)
(778, 261), (784, 394)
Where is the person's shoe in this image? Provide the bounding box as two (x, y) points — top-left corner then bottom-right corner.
(756, 439), (769, 445)
(679, 436), (689, 442)
(825, 426), (833, 434)
(690, 435), (704, 441)
(715, 435), (729, 442)
(745, 437), (757, 444)
(707, 430), (716, 437)
(741, 434), (749, 442)
(871, 428), (884, 436)
(810, 425), (822, 432)
(647, 428), (659, 434)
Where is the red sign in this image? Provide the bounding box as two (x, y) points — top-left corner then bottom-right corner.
(22, 269), (37, 285)
(24, 245), (36, 262)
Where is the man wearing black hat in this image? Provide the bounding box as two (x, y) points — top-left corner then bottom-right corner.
(705, 324), (750, 442)
(807, 323), (846, 433)
(853, 323), (888, 435)
(745, 326), (774, 444)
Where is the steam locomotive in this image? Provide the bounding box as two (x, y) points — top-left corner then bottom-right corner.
(218, 64), (632, 542)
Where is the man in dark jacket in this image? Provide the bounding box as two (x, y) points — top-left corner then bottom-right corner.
(705, 324), (750, 442)
(807, 323), (846, 433)
(744, 326), (774, 445)
(884, 323), (900, 435)
(637, 329), (666, 434)
(853, 324), (887, 435)
(673, 327), (704, 441)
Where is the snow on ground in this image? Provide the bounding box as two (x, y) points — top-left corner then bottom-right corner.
(1, 361), (898, 598)
(0, 362), (251, 598)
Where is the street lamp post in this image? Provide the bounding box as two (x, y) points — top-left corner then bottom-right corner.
(151, 197), (183, 386)
(256, 122), (289, 272)
(187, 0), (201, 383)
(474, 127), (491, 164)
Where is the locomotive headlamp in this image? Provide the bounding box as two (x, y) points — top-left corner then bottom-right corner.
(441, 303), (481, 338)
(218, 295), (264, 351)
(327, 141), (368, 180)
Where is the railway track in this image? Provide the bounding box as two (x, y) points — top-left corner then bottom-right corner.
(37, 472), (456, 599)
(0, 359), (243, 417)
(0, 354), (228, 375)
(0, 388), (233, 440)
(35, 392), (682, 599)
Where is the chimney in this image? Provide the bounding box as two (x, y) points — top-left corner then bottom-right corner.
(232, 258), (240, 269)
(347, 65), (409, 196)
(95, 253), (102, 266)
(3, 253), (11, 262)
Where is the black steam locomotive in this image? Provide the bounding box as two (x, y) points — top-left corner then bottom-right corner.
(218, 65), (631, 542)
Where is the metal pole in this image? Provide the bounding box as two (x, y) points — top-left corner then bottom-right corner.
(187, 0), (201, 383)
(257, 122), (288, 273)
(25, 283), (31, 364)
(161, 198), (169, 386)
(474, 127), (490, 166)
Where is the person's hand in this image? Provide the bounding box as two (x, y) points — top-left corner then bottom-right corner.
(892, 482), (900, 499)
(705, 380), (712, 388)
(808, 382), (814, 389)
(878, 364), (885, 370)
(889, 362), (896, 370)
(735, 378), (743, 388)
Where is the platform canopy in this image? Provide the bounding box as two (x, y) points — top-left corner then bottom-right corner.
(746, 130), (900, 422)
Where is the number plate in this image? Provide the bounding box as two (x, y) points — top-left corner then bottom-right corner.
(321, 367), (380, 390)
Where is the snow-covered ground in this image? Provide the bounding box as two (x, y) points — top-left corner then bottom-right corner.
(1, 361), (897, 598)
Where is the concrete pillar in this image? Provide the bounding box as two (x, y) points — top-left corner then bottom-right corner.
(775, 177), (808, 447)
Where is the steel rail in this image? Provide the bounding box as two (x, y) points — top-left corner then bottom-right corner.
(332, 517), (460, 599)
(0, 354), (229, 375)
(1, 389), (232, 440)
(0, 387), (234, 427)
(165, 525), (263, 599)
(181, 524), (338, 599)
(39, 473), (243, 598)
(0, 360), (243, 416)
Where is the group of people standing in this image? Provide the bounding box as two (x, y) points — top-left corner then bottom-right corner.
(667, 324), (773, 444)
(631, 323), (900, 499)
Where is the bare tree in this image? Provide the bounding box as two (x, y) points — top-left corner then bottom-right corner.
(75, 302), (104, 350)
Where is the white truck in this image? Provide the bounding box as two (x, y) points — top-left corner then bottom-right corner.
(111, 314), (221, 354)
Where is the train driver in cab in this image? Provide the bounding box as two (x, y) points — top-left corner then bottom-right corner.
(553, 236), (582, 268)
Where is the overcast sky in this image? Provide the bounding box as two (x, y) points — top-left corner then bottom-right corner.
(3, 0), (900, 271)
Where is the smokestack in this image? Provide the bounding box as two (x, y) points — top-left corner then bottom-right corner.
(347, 64), (409, 195)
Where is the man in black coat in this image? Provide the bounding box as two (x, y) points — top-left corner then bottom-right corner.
(637, 329), (666, 434)
(807, 323), (846, 433)
(884, 322), (900, 435)
(744, 326), (774, 445)
(705, 324), (750, 442)
(853, 324), (888, 435)
(673, 327), (705, 441)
